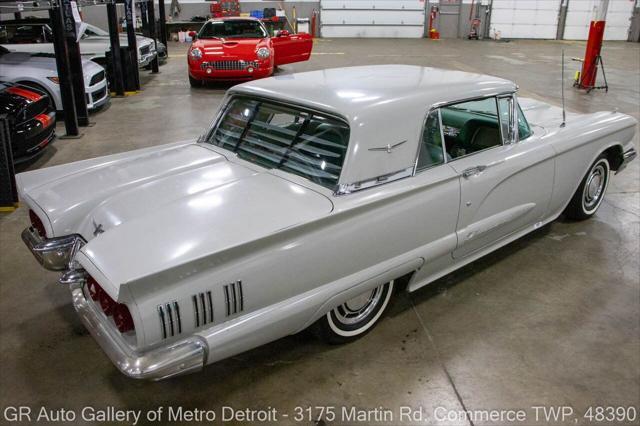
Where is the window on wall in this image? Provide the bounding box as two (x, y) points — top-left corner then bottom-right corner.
(416, 109), (446, 171)
(440, 97), (503, 160)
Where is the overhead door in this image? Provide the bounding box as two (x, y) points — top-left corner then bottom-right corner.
(490, 0), (561, 39)
(320, 0), (426, 38)
(564, 0), (635, 40)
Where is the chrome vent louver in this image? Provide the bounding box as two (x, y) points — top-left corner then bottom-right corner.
(158, 302), (182, 339)
(193, 291), (214, 328)
(223, 281), (244, 316)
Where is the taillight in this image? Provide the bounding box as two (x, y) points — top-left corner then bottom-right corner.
(113, 304), (134, 333)
(29, 209), (46, 238)
(87, 276), (101, 301)
(98, 290), (116, 316)
(86, 275), (134, 333)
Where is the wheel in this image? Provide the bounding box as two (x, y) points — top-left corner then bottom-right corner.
(16, 81), (56, 110)
(564, 154), (610, 220)
(189, 75), (202, 88)
(312, 280), (395, 344)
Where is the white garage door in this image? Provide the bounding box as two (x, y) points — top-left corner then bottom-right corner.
(564, 0), (635, 40)
(490, 0), (561, 39)
(320, 0), (426, 38)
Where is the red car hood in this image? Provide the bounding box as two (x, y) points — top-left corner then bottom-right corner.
(193, 38), (268, 59)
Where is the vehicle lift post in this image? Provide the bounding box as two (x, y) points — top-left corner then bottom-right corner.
(158, 0), (168, 53)
(147, 0), (159, 73)
(124, 0), (141, 91)
(60, 0), (89, 127)
(106, 0), (125, 96)
(49, 1), (81, 137)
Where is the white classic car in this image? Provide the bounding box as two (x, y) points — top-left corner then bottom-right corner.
(17, 66), (637, 380)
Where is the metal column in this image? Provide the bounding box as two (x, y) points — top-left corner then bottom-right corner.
(49, 4), (79, 136)
(147, 0), (159, 73)
(158, 0), (168, 51)
(107, 1), (125, 96)
(124, 0), (140, 90)
(61, 0), (89, 126)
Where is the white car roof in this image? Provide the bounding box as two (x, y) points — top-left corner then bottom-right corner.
(230, 65), (517, 186)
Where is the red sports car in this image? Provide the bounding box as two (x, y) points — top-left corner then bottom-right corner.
(187, 17), (313, 85)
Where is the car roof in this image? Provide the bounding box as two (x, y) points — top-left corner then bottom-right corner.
(230, 65), (517, 186)
(207, 17), (261, 22)
(231, 65), (516, 120)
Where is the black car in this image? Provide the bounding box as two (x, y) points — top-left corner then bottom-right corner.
(0, 82), (55, 163)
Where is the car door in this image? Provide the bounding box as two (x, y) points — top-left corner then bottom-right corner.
(443, 94), (556, 259)
(271, 31), (312, 66)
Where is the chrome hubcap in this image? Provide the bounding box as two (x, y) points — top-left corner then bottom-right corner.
(583, 164), (606, 210)
(333, 287), (382, 325)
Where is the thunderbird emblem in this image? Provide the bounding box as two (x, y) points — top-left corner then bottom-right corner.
(368, 140), (407, 154)
(92, 220), (104, 236)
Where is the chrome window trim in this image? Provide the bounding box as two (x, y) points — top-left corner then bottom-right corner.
(334, 167), (414, 196)
(435, 93), (514, 164)
(413, 108), (448, 176)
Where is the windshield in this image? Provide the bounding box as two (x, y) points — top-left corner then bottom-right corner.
(205, 97), (350, 190)
(83, 24), (109, 37)
(199, 20), (267, 39)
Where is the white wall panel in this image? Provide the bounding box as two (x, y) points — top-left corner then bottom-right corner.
(564, 0), (635, 40)
(320, 0), (425, 38)
(490, 0), (560, 39)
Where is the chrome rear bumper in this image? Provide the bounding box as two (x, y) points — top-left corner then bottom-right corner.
(21, 227), (84, 271)
(71, 287), (208, 380)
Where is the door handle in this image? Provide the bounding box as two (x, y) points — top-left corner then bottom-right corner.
(462, 165), (487, 179)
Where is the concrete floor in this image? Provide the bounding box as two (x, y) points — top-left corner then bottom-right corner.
(1, 39), (638, 425)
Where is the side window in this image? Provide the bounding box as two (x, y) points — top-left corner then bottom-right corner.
(416, 109), (445, 171)
(517, 104), (532, 140)
(440, 97), (502, 160)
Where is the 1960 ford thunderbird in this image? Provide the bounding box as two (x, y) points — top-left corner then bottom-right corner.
(17, 65), (637, 380)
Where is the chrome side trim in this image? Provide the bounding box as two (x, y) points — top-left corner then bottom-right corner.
(21, 227), (85, 271)
(158, 301), (182, 339)
(72, 288), (207, 380)
(334, 167), (413, 196)
(223, 281), (244, 316)
(616, 147), (637, 174)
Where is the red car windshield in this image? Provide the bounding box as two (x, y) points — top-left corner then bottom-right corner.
(199, 20), (267, 39)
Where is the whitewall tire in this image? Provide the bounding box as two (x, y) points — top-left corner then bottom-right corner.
(565, 154), (610, 220)
(312, 280), (395, 344)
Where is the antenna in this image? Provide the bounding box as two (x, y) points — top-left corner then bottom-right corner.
(561, 49), (566, 127)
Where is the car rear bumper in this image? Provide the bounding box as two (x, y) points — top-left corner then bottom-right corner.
(21, 226), (84, 271)
(71, 286), (208, 380)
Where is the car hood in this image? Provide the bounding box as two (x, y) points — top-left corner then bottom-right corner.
(193, 38), (267, 59)
(0, 52), (103, 84)
(82, 34), (153, 48)
(19, 142), (332, 290)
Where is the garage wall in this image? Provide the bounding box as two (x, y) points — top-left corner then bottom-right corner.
(489, 0), (561, 39)
(320, 0), (426, 38)
(564, 0), (636, 40)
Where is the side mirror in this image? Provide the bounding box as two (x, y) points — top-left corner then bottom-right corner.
(188, 31), (197, 40)
(276, 30), (290, 37)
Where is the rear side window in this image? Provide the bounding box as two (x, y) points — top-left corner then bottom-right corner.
(207, 97), (350, 190)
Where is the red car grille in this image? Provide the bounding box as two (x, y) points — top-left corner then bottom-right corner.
(201, 60), (259, 71)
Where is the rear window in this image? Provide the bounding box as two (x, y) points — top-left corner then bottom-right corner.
(205, 97), (350, 190)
